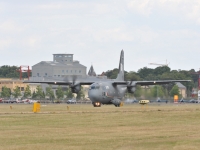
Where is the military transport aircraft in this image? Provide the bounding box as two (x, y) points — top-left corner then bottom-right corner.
(24, 50), (190, 107)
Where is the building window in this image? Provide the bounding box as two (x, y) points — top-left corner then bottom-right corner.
(79, 70), (81, 73)
(58, 75), (60, 77)
(66, 70), (68, 73)
(21, 87), (24, 91)
(54, 75), (56, 77)
(37, 73), (39, 76)
(62, 70), (64, 73)
(75, 70), (76, 73)
(71, 70), (73, 73)
(45, 73), (47, 76)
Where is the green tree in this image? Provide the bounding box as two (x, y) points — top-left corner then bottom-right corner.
(1, 86), (11, 98)
(66, 88), (74, 99)
(56, 86), (64, 100)
(76, 86), (85, 100)
(24, 85), (32, 98)
(170, 85), (180, 97)
(46, 86), (55, 101)
(35, 85), (43, 99)
(137, 67), (154, 79)
(154, 66), (170, 76)
(32, 90), (37, 99)
(0, 65), (32, 78)
(134, 85), (142, 98)
(104, 68), (119, 79)
(42, 91), (45, 98)
(12, 86), (21, 98)
(125, 71), (141, 81)
(150, 85), (164, 98)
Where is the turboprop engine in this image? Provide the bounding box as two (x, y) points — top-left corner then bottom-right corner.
(65, 75), (81, 94)
(127, 86), (136, 93)
(71, 84), (81, 93)
(127, 82), (136, 93)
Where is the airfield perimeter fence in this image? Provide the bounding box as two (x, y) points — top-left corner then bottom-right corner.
(0, 99), (93, 104)
(0, 97), (198, 104)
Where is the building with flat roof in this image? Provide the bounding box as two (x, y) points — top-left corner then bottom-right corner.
(0, 78), (37, 94)
(32, 53), (87, 78)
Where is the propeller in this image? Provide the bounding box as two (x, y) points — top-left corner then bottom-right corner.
(64, 75), (81, 93)
(126, 80), (136, 93)
(127, 80), (133, 87)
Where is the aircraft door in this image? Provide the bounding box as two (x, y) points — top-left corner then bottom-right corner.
(102, 86), (107, 99)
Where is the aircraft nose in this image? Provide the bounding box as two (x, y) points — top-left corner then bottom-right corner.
(88, 90), (98, 101)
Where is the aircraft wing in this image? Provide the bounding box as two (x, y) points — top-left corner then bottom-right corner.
(23, 80), (95, 85)
(112, 80), (191, 86)
(112, 81), (127, 85)
(134, 80), (191, 86)
(23, 76), (113, 85)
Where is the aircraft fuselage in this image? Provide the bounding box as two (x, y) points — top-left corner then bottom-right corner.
(88, 82), (127, 106)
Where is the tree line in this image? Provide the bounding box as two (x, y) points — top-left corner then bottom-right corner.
(104, 66), (198, 99)
(0, 85), (85, 101)
(0, 65), (31, 78)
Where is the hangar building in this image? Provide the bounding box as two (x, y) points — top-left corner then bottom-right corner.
(32, 54), (87, 78)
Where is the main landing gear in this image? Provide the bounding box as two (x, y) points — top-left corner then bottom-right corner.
(115, 102), (123, 107)
(93, 102), (101, 107)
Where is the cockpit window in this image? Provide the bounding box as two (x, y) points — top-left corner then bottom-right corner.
(90, 86), (95, 90)
(89, 84), (100, 90)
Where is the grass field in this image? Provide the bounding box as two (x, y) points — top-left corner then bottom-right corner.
(0, 103), (200, 150)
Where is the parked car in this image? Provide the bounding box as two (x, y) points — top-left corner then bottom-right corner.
(189, 99), (198, 103)
(124, 99), (138, 103)
(67, 99), (76, 104)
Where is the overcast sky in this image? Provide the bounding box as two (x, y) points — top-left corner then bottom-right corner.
(0, 0), (200, 74)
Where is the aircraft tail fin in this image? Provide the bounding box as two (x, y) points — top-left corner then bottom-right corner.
(116, 50), (124, 81)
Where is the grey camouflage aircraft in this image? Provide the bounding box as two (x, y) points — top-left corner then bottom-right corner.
(24, 50), (190, 107)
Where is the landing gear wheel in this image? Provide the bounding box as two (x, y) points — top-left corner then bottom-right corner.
(93, 102), (101, 107)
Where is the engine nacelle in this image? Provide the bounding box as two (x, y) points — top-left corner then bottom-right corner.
(127, 86), (136, 93)
(71, 84), (81, 93)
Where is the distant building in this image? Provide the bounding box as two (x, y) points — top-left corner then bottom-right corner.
(176, 82), (187, 98)
(32, 54), (87, 78)
(0, 78), (37, 95)
(88, 65), (96, 76)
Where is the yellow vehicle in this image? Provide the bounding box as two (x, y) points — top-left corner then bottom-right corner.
(139, 100), (150, 105)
